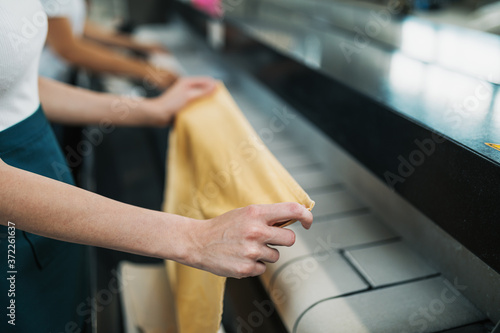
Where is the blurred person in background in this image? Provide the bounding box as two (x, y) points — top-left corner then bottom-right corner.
(40, 0), (175, 87)
(39, 0), (179, 184)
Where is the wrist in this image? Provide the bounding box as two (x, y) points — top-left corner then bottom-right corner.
(150, 213), (203, 265)
(139, 98), (173, 127)
(175, 217), (205, 268)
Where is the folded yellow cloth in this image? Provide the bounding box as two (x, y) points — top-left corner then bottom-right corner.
(162, 82), (314, 333)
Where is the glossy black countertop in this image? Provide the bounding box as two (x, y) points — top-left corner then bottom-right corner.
(177, 1), (500, 273)
(226, 1), (500, 165)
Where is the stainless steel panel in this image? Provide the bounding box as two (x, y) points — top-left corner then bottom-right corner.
(296, 277), (486, 333)
(289, 168), (340, 190)
(311, 190), (365, 218)
(266, 139), (302, 153)
(270, 252), (368, 332)
(345, 241), (438, 287)
(276, 151), (320, 170)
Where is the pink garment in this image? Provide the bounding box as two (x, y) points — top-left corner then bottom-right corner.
(192, 0), (222, 17)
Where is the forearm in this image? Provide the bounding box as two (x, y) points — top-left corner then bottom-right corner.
(84, 21), (152, 53)
(39, 77), (163, 126)
(0, 160), (190, 261)
(62, 38), (152, 79)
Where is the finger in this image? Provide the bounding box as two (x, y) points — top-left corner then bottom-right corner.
(257, 246), (280, 264)
(234, 261), (266, 279)
(260, 202), (313, 230)
(265, 227), (296, 247)
(250, 261), (266, 277)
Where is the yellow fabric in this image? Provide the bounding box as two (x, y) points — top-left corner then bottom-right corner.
(162, 82), (314, 333)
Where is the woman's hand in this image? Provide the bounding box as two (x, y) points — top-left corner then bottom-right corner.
(143, 65), (178, 89)
(177, 203), (313, 278)
(144, 76), (216, 126)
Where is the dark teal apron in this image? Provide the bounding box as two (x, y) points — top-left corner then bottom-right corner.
(0, 106), (89, 332)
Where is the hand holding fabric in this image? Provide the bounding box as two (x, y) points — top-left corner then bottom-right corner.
(185, 202), (313, 278)
(147, 77), (216, 125)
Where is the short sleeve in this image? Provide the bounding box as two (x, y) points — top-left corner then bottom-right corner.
(39, 0), (74, 18)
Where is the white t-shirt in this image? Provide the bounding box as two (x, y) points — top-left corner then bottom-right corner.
(0, 1), (48, 131)
(39, 0), (87, 82)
